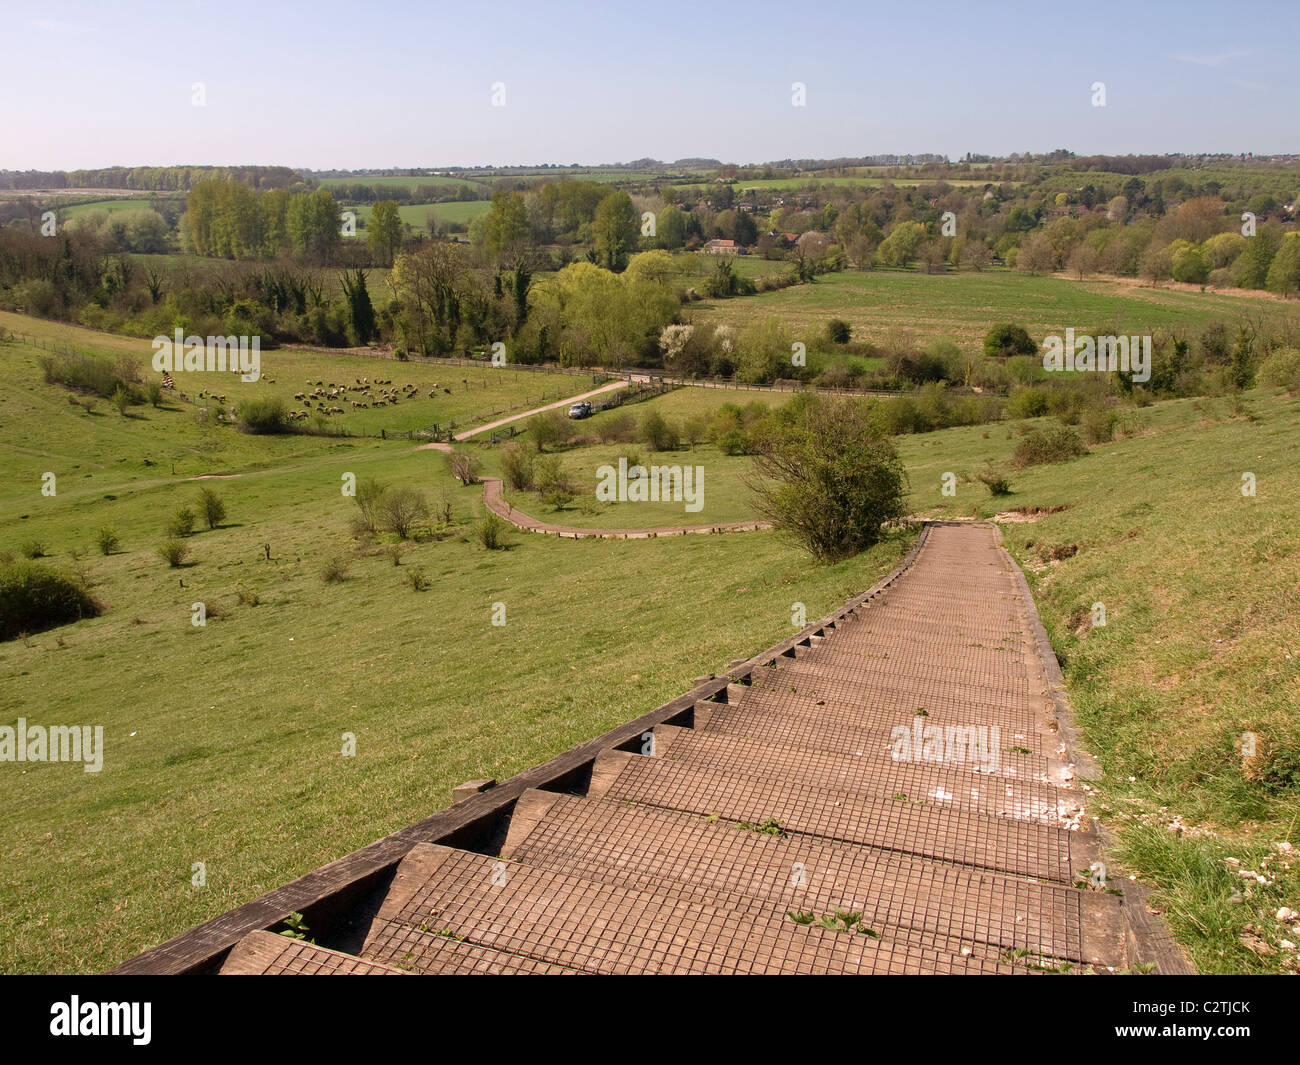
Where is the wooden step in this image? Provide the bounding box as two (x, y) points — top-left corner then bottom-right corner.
(358, 842), (1027, 974)
(500, 789), (1125, 967)
(219, 930), (408, 975)
(587, 750), (1091, 881)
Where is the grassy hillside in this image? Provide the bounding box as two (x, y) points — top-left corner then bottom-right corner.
(2, 309), (1297, 975)
(0, 311), (588, 445)
(0, 323), (911, 974)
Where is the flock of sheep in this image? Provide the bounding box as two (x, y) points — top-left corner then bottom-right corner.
(284, 376), (457, 420)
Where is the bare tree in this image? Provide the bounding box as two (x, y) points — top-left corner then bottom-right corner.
(446, 449), (480, 485)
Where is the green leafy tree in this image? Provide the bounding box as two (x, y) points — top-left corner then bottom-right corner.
(593, 190), (639, 272)
(876, 221), (926, 268)
(1265, 234), (1300, 296)
(478, 190), (531, 265)
(1231, 228), (1280, 289)
(341, 269), (376, 344)
(983, 323), (1036, 359)
(748, 396), (907, 562)
(368, 200), (403, 265)
(196, 487), (227, 530)
(287, 189), (341, 263)
(654, 204), (687, 250)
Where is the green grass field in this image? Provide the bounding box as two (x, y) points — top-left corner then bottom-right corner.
(348, 200), (491, 232)
(316, 175), (492, 192)
(3, 292), (1298, 975)
(0, 312), (580, 447)
(677, 176), (1007, 192)
(0, 319), (910, 974)
(689, 268), (1300, 353)
(56, 198), (180, 219)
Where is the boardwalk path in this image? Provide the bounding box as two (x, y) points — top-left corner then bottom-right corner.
(117, 522), (1183, 975)
(420, 439), (772, 538)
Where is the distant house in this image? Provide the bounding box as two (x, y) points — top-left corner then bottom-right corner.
(703, 238), (740, 255)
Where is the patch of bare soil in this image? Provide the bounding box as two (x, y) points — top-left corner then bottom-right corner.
(992, 505), (1069, 523)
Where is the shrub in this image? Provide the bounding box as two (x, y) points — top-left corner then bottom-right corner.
(407, 567), (431, 591)
(680, 413), (709, 448)
(1259, 347), (1300, 392)
(21, 540), (48, 559)
(111, 386), (132, 416)
(597, 410), (637, 443)
(167, 506), (197, 538)
(826, 318), (852, 344)
(1006, 386), (1049, 419)
(158, 539), (190, 567)
(320, 557), (350, 582)
(535, 454), (576, 509)
(146, 380), (164, 407)
(476, 511), (509, 550)
(1082, 405), (1119, 444)
(615, 446), (644, 471)
(39, 351), (139, 399)
(528, 408), (570, 452)
(96, 527), (120, 555)
(432, 490), (454, 526)
(0, 561), (101, 641)
(351, 478), (388, 534)
(640, 410), (679, 451)
(1012, 426), (1088, 468)
(196, 486), (227, 530)
(235, 587), (260, 606)
(235, 396), (289, 434)
(976, 467), (1014, 496)
(500, 442), (536, 491)
(379, 486), (430, 539)
(983, 322), (1037, 359)
(749, 396), (906, 562)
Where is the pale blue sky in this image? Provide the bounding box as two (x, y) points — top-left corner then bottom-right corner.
(1, 0), (1293, 170)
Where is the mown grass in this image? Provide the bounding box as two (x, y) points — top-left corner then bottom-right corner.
(690, 268), (1300, 354)
(348, 200), (491, 231)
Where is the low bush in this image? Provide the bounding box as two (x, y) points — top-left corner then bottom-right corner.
(1259, 347), (1300, 392)
(196, 487), (227, 529)
(320, 557), (350, 582)
(476, 511), (509, 550)
(158, 539), (190, 567)
(167, 506), (196, 538)
(641, 410), (680, 451)
(235, 396), (289, 434)
(976, 467), (1014, 496)
(0, 561), (101, 641)
(1012, 425), (1088, 468)
(1082, 405), (1119, 444)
